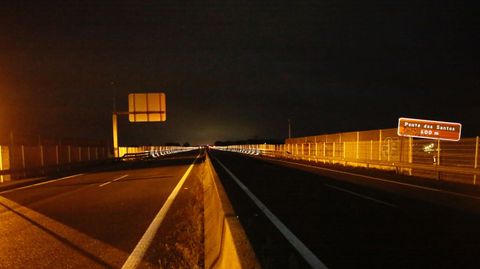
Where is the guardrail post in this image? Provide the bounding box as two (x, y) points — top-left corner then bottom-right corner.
(474, 136), (479, 184)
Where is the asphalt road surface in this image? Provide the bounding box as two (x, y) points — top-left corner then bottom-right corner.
(210, 149), (480, 269)
(0, 149), (204, 269)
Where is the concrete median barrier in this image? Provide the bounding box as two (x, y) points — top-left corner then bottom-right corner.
(203, 154), (260, 269)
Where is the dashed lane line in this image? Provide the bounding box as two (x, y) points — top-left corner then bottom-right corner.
(325, 184), (398, 208)
(98, 174), (129, 187)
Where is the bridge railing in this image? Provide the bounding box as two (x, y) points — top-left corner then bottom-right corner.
(215, 128), (480, 185)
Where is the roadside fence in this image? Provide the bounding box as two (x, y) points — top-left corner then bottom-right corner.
(0, 132), (109, 181)
(215, 128), (480, 185)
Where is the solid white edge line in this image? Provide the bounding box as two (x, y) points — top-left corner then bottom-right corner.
(270, 158), (480, 201)
(121, 154), (200, 269)
(99, 174), (129, 187)
(0, 174), (84, 194)
(325, 184), (398, 208)
(212, 156), (328, 269)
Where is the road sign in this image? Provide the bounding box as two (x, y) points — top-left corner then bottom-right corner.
(128, 93), (166, 122)
(397, 117), (462, 141)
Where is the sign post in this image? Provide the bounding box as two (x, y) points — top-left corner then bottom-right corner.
(112, 93), (166, 158)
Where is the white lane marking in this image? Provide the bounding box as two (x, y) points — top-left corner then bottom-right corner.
(270, 158), (480, 201)
(212, 156), (328, 269)
(98, 174), (129, 187)
(0, 174), (84, 194)
(121, 154), (200, 269)
(325, 184), (398, 208)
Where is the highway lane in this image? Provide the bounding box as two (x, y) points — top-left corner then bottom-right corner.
(210, 149), (480, 269)
(0, 149), (204, 269)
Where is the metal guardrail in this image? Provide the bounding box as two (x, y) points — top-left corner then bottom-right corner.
(120, 148), (199, 161)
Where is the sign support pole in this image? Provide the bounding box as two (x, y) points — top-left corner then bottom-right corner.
(112, 112), (119, 158)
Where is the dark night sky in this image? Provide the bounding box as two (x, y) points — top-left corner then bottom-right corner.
(1, 1), (479, 145)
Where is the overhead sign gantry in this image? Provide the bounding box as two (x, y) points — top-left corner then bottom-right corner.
(113, 93), (166, 157)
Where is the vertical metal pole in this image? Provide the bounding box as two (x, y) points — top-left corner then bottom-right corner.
(21, 144), (26, 177)
(9, 131), (15, 179)
(79, 147), (82, 162)
(370, 140), (373, 160)
(379, 130), (382, 161)
(308, 143), (311, 158)
(113, 113), (119, 158)
(55, 145), (59, 165)
(68, 145), (72, 163)
(333, 142), (336, 159)
(343, 142), (346, 159)
(437, 140), (441, 166)
(39, 136), (45, 174)
(474, 136), (479, 184)
(387, 139), (391, 162)
(301, 143), (304, 159)
(87, 146), (91, 161)
(315, 138), (318, 163)
(323, 142), (326, 158)
(436, 139), (441, 180)
(356, 131), (360, 159)
(409, 137), (413, 176)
